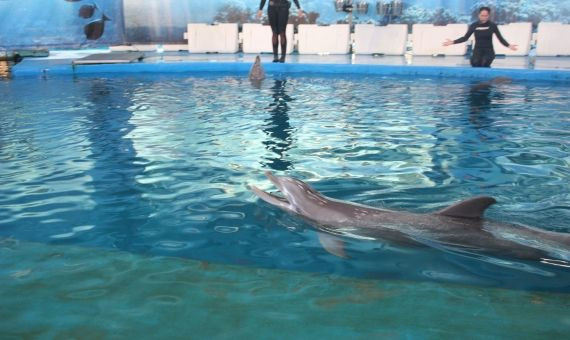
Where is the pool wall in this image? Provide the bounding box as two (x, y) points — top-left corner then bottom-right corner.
(12, 58), (570, 83)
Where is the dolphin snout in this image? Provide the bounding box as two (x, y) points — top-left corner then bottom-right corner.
(264, 171), (281, 187)
(250, 177), (292, 212)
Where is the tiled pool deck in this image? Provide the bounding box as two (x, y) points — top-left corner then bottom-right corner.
(10, 49), (570, 82)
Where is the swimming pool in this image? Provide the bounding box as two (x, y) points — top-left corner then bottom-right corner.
(1, 72), (570, 336)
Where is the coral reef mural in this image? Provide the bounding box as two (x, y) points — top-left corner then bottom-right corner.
(0, 0), (569, 48)
(470, 0), (570, 26)
(122, 0), (570, 43)
(213, 4), (255, 24)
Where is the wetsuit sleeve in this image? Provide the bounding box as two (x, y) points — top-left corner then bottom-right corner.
(453, 23), (475, 44)
(259, 0), (266, 10)
(493, 23), (510, 47)
(293, 0), (301, 9)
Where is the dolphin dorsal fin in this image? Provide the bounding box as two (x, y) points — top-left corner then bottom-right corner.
(436, 196), (497, 219)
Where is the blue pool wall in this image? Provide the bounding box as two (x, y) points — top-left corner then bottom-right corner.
(11, 59), (570, 83)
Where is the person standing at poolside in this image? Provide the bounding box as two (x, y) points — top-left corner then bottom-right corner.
(257, 0), (303, 63)
(443, 6), (517, 67)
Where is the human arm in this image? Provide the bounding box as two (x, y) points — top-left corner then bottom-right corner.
(293, 0), (303, 16)
(493, 23), (517, 50)
(257, 0), (266, 19)
(452, 23), (476, 44)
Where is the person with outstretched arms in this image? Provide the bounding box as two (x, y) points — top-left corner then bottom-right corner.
(444, 6), (517, 67)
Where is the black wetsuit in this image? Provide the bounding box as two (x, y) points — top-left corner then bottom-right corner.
(454, 21), (510, 68)
(260, 0), (301, 34)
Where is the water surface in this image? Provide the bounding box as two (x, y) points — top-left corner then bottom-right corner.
(1, 73), (569, 292)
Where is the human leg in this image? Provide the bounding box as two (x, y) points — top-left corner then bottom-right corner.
(279, 32), (287, 62)
(268, 7), (280, 62)
(470, 48), (484, 67)
(276, 6), (290, 63)
(481, 49), (495, 67)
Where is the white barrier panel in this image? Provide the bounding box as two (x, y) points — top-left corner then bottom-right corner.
(354, 24), (408, 55)
(297, 24), (351, 55)
(536, 22), (570, 56)
(184, 23), (239, 53)
(493, 22), (532, 56)
(412, 24), (468, 56)
(242, 24), (294, 54)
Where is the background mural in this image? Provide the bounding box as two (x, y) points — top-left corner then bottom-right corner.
(124, 0), (570, 43)
(0, 0), (569, 48)
(0, 0), (125, 49)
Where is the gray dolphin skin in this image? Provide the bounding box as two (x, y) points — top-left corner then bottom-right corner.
(251, 172), (570, 263)
(249, 55), (266, 82)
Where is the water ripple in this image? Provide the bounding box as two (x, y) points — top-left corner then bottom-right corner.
(0, 74), (569, 290)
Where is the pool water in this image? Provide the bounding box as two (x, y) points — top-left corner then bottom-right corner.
(1, 73), (570, 334)
(2, 239), (570, 338)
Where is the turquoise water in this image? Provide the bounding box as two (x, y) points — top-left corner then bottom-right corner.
(2, 239), (570, 338)
(1, 73), (570, 335)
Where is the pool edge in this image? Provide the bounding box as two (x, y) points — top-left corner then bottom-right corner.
(11, 59), (570, 83)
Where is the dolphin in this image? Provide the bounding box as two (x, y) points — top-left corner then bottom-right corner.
(251, 172), (570, 263)
(249, 55), (265, 85)
(471, 76), (512, 91)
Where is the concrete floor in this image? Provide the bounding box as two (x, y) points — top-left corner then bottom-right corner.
(25, 48), (570, 71)
(143, 52), (570, 71)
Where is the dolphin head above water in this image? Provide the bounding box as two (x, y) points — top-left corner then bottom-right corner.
(251, 172), (570, 263)
(251, 172), (323, 215)
(251, 172), (497, 221)
(249, 55), (265, 83)
(250, 171), (495, 223)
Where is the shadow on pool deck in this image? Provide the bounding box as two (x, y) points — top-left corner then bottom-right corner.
(1, 237), (570, 338)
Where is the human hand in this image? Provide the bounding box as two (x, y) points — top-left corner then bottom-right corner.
(257, 10), (263, 19)
(509, 44), (518, 51)
(298, 9), (304, 17)
(442, 39), (453, 47)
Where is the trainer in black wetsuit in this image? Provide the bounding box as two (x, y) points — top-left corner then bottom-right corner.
(258, 0), (302, 63)
(444, 7), (517, 67)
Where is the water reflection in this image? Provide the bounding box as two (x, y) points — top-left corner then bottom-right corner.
(424, 78), (510, 187)
(262, 79), (294, 171)
(83, 78), (151, 251)
(467, 78), (508, 129)
(0, 61), (11, 79)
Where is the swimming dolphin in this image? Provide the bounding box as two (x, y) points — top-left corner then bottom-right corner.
(251, 172), (570, 263)
(249, 56), (265, 83)
(471, 76), (512, 91)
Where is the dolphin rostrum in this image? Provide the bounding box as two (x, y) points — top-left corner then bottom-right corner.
(251, 172), (570, 263)
(249, 55), (265, 84)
